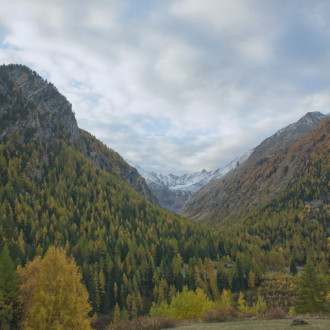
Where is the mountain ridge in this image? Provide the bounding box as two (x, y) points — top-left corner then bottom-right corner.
(245, 111), (326, 166)
(129, 111), (326, 215)
(183, 112), (328, 222)
(0, 64), (158, 204)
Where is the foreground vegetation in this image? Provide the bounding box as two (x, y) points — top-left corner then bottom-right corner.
(1, 242), (328, 328)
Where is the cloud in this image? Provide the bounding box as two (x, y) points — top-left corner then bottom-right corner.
(1, 0), (330, 174)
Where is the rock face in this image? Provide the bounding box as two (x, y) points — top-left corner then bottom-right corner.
(0, 64), (80, 145)
(0, 64), (158, 205)
(144, 182), (192, 214)
(183, 112), (328, 222)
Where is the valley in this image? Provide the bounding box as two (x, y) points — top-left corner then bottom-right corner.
(0, 64), (329, 329)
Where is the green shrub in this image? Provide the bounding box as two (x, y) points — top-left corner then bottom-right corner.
(150, 286), (215, 320)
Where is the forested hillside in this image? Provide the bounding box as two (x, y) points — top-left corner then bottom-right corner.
(0, 64), (157, 204)
(0, 64), (226, 322)
(0, 134), (224, 316)
(218, 117), (330, 265)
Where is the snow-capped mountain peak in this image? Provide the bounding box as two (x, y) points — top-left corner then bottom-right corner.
(127, 150), (252, 214)
(129, 150), (252, 193)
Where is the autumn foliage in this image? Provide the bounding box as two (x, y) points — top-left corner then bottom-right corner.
(18, 247), (92, 329)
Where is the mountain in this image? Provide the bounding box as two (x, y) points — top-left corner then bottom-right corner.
(0, 63), (228, 316)
(244, 111), (326, 166)
(0, 64), (158, 205)
(129, 151), (251, 214)
(183, 112), (328, 222)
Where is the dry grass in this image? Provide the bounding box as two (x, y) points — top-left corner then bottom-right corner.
(168, 318), (330, 330)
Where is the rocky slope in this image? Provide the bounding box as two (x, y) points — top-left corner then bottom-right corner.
(0, 64), (158, 204)
(129, 151), (251, 214)
(244, 111), (325, 166)
(81, 130), (159, 205)
(183, 112), (328, 222)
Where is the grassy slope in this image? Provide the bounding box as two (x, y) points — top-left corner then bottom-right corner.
(170, 318), (330, 330)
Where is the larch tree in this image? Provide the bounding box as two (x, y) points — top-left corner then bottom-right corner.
(16, 256), (42, 320)
(23, 247), (92, 329)
(296, 258), (326, 313)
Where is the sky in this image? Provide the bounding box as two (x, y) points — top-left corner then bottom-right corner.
(0, 0), (330, 175)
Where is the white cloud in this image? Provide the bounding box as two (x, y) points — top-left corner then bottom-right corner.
(1, 0), (330, 174)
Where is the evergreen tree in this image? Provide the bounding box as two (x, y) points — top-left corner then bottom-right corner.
(296, 259), (326, 313)
(290, 259), (298, 275)
(0, 245), (17, 329)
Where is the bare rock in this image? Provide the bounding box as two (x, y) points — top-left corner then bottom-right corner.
(291, 318), (309, 326)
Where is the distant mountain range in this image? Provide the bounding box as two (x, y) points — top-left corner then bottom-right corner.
(128, 151), (251, 213)
(130, 111), (327, 215)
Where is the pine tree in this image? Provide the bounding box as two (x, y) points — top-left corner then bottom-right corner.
(290, 259), (298, 275)
(0, 245), (18, 329)
(296, 259), (326, 313)
(23, 247), (92, 329)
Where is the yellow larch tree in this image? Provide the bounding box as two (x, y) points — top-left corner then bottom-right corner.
(23, 247), (92, 329)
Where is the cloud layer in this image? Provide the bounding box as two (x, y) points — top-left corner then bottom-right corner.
(1, 0), (330, 174)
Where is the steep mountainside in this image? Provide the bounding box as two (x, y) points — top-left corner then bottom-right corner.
(0, 64), (157, 204)
(0, 64), (227, 315)
(184, 112), (328, 222)
(129, 152), (251, 213)
(244, 111), (325, 166)
(80, 130), (158, 205)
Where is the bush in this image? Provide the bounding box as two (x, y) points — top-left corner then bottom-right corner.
(218, 289), (234, 310)
(263, 308), (287, 319)
(289, 306), (296, 317)
(150, 287), (215, 321)
(203, 307), (239, 322)
(149, 300), (170, 317)
(249, 295), (267, 315)
(108, 316), (176, 330)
